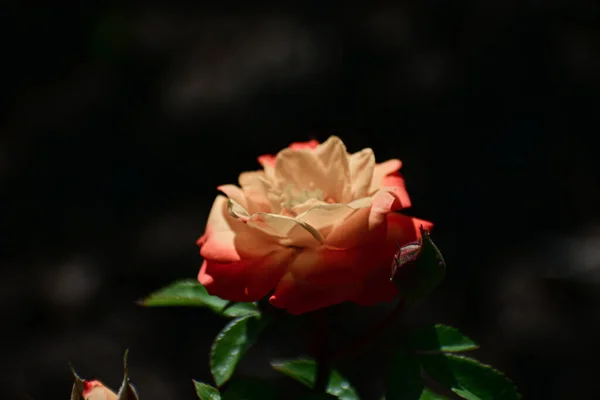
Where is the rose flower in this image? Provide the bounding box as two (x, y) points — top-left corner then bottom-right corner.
(197, 136), (432, 314)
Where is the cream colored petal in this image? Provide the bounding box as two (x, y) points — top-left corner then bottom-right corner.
(295, 203), (359, 239)
(290, 198), (330, 215)
(274, 148), (325, 191)
(369, 158), (402, 193)
(314, 136), (352, 202)
(199, 196), (281, 262)
(347, 197), (373, 208)
(246, 213), (324, 247)
(263, 163), (276, 181)
(274, 136), (352, 204)
(218, 184), (248, 210)
(239, 171), (279, 214)
(348, 147), (375, 199)
(227, 198), (251, 222)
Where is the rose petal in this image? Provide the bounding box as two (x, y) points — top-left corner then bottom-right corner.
(226, 198), (251, 222)
(348, 148), (375, 198)
(324, 204), (386, 249)
(198, 196), (281, 263)
(218, 184), (249, 210)
(324, 188), (403, 249)
(269, 247), (375, 314)
(257, 154), (277, 168)
(289, 139), (320, 150)
(246, 213), (324, 247)
(238, 171), (277, 213)
(381, 172), (412, 209)
(351, 213), (434, 306)
(83, 381), (117, 400)
(370, 158), (402, 192)
(296, 203), (361, 240)
(290, 197), (330, 215)
(314, 136), (353, 202)
(274, 136), (351, 205)
(199, 247), (296, 302)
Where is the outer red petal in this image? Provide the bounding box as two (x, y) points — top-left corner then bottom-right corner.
(351, 213), (434, 306)
(382, 172), (412, 209)
(269, 213), (434, 314)
(288, 139), (319, 150)
(199, 248), (296, 302)
(269, 246), (377, 314)
(198, 195), (296, 302)
(257, 154), (277, 167)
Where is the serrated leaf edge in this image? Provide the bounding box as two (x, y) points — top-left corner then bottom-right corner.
(192, 380), (221, 400)
(419, 353), (521, 400)
(410, 324), (480, 354)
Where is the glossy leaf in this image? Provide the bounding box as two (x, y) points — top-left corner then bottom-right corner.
(391, 227), (446, 304)
(221, 302), (260, 318)
(222, 377), (278, 400)
(210, 314), (268, 387)
(418, 354), (521, 400)
(407, 324), (478, 353)
(194, 381), (221, 400)
(139, 280), (258, 318)
(386, 350), (425, 399)
(271, 359), (360, 400)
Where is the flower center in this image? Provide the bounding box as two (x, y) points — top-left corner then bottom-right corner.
(281, 183), (326, 210)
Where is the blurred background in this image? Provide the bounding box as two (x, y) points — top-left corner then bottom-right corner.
(2, 1), (600, 399)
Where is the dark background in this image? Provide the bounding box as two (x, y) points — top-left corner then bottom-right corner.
(2, 2), (600, 399)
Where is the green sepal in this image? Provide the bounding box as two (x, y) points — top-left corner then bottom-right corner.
(117, 349), (140, 400)
(69, 364), (86, 400)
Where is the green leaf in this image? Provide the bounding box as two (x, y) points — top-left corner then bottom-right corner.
(194, 381), (221, 400)
(407, 324), (478, 353)
(386, 349), (425, 400)
(271, 359), (360, 400)
(419, 388), (450, 399)
(221, 302), (260, 318)
(391, 227), (446, 304)
(221, 377), (278, 400)
(418, 354), (521, 400)
(210, 314), (268, 387)
(300, 395), (339, 400)
(139, 280), (258, 318)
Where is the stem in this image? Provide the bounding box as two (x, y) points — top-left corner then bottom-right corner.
(312, 308), (331, 392)
(331, 298), (406, 360)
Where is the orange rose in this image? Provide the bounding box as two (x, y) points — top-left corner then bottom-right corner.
(197, 136), (432, 314)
